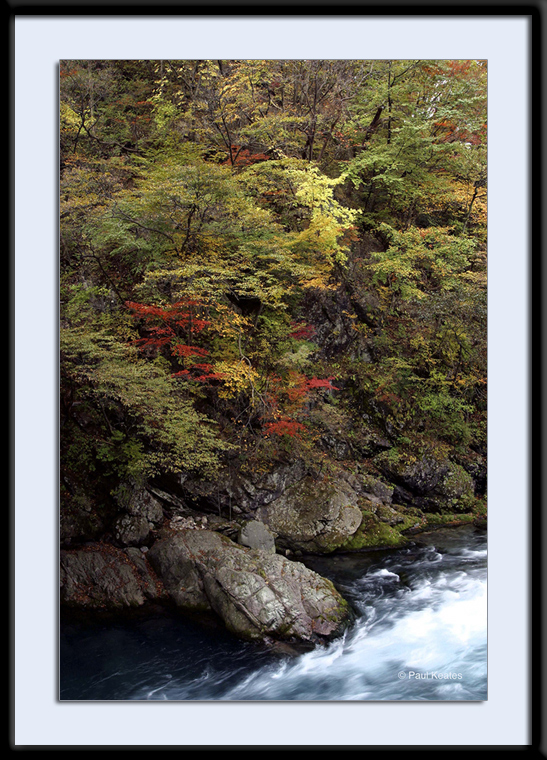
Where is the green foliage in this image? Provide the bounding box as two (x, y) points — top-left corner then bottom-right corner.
(61, 325), (232, 483)
(344, 59), (487, 232)
(371, 224), (477, 303)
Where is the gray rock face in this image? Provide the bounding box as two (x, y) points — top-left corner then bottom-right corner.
(320, 433), (353, 461)
(456, 453), (487, 496)
(374, 453), (475, 512)
(147, 533), (209, 610)
(256, 476), (363, 553)
(179, 459), (307, 514)
(237, 520), (276, 553)
(125, 488), (164, 523)
(338, 469), (394, 504)
(302, 286), (360, 358)
(112, 514), (151, 546)
(60, 495), (109, 546)
(147, 530), (352, 644)
(60, 546), (149, 609)
(114, 484), (164, 524)
(124, 547), (164, 600)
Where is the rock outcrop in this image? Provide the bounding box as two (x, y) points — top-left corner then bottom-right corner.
(175, 458), (308, 515)
(373, 452), (475, 513)
(147, 529), (352, 644)
(60, 544), (164, 610)
(237, 519), (276, 553)
(59, 451), (483, 645)
(255, 475), (362, 553)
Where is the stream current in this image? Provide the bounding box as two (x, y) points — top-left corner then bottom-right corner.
(60, 524), (486, 701)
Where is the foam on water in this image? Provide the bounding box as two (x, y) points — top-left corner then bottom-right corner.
(211, 565), (486, 701)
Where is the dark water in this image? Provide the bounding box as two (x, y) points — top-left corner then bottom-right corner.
(60, 524), (486, 701)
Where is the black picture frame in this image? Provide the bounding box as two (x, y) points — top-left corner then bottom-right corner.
(10, 4), (540, 751)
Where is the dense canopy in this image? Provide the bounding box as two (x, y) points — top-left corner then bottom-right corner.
(60, 59), (487, 522)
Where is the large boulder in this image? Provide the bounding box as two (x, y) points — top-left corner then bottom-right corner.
(121, 486), (164, 524)
(455, 452), (487, 496)
(256, 476), (362, 553)
(147, 530), (352, 644)
(61, 483), (165, 549)
(112, 514), (151, 547)
(108, 483), (167, 547)
(337, 468), (394, 505)
(60, 545), (163, 610)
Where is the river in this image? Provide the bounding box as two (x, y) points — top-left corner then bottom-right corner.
(59, 524), (487, 701)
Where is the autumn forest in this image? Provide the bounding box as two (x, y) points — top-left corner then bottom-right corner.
(60, 59), (487, 602)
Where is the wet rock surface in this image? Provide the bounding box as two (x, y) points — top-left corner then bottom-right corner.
(60, 545), (163, 610)
(147, 530), (352, 644)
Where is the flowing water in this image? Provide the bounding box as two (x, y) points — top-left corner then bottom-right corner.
(59, 524), (487, 701)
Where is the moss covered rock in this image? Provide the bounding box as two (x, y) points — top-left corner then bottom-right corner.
(256, 475), (362, 553)
(373, 450), (475, 513)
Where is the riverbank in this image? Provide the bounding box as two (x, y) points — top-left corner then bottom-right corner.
(60, 484), (486, 655)
(60, 524), (487, 701)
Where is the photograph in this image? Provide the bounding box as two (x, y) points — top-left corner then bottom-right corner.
(13, 12), (533, 748)
(59, 57), (488, 703)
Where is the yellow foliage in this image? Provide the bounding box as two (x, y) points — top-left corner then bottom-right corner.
(60, 101), (82, 133)
(214, 359), (260, 400)
(209, 306), (253, 339)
